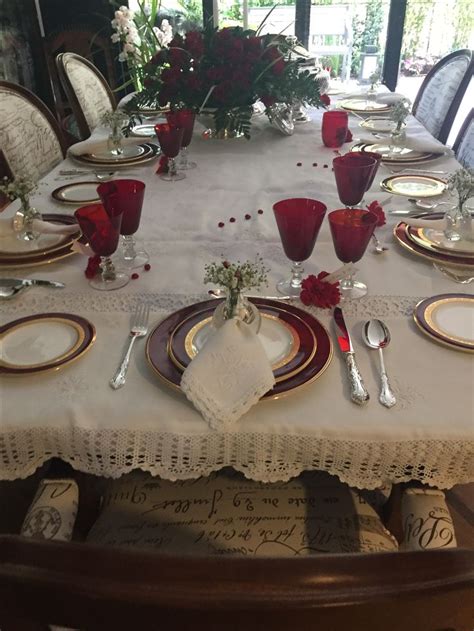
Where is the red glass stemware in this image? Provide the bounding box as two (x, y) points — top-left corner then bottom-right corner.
(97, 179), (148, 268)
(333, 154), (377, 207)
(321, 111), (349, 148)
(357, 151), (382, 190)
(74, 203), (129, 291)
(154, 124), (185, 181)
(273, 198), (327, 296)
(328, 208), (377, 299)
(166, 109), (197, 170)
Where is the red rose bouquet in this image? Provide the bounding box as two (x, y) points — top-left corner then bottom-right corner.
(132, 26), (325, 138)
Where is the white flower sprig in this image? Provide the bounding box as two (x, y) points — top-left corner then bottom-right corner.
(101, 110), (129, 130)
(0, 176), (37, 205)
(390, 99), (411, 129)
(447, 167), (474, 208)
(204, 257), (269, 293)
(369, 71), (380, 90)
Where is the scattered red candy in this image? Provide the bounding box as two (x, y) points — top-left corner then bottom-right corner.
(296, 162), (302, 166)
(131, 273), (139, 280)
(229, 217), (236, 223)
(218, 221), (225, 228)
(144, 263), (151, 271)
(323, 164), (328, 168)
(312, 162), (318, 167)
(258, 209), (263, 215)
(245, 214), (251, 220)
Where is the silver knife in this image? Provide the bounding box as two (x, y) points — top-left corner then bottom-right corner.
(334, 307), (370, 405)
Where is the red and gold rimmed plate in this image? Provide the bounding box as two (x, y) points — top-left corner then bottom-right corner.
(168, 302), (317, 384)
(380, 174), (447, 198)
(0, 214), (82, 269)
(394, 218), (474, 269)
(352, 142), (440, 164)
(146, 298), (333, 400)
(71, 143), (159, 168)
(413, 294), (474, 353)
(0, 313), (96, 375)
(51, 181), (101, 205)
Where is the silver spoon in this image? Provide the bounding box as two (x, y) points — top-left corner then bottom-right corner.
(363, 319), (397, 408)
(208, 289), (293, 301)
(371, 233), (388, 254)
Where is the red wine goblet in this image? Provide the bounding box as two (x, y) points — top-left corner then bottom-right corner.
(273, 198), (327, 296)
(97, 179), (148, 268)
(74, 203), (129, 291)
(154, 123), (185, 182)
(332, 154), (377, 208)
(166, 109), (196, 170)
(328, 208), (377, 300)
(321, 111), (349, 148)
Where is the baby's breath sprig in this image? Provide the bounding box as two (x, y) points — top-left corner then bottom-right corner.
(0, 176), (37, 205)
(447, 167), (474, 208)
(204, 256), (269, 293)
(101, 109), (130, 130)
(390, 99), (411, 129)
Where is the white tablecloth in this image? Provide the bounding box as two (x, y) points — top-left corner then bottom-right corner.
(1, 106), (473, 488)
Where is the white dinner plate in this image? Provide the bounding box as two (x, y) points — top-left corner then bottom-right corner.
(51, 181), (100, 205)
(380, 174), (447, 198)
(89, 144), (146, 160)
(414, 294), (474, 352)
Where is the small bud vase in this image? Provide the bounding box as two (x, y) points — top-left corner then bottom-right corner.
(13, 199), (41, 241)
(211, 289), (261, 334)
(108, 123), (125, 156)
(444, 203), (473, 242)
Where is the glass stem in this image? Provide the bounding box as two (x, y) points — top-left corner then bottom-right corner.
(341, 269), (355, 291)
(168, 157), (177, 177)
(180, 146), (188, 168)
(290, 261), (304, 289)
(122, 235), (136, 261)
(101, 256), (117, 282)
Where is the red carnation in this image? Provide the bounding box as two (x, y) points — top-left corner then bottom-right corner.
(300, 272), (341, 309)
(366, 200), (386, 227)
(321, 93), (331, 106)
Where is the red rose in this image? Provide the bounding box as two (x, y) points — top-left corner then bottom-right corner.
(151, 50), (167, 66)
(169, 34), (184, 48)
(300, 272), (341, 309)
(185, 31), (204, 58)
(168, 48), (188, 67)
(366, 200), (386, 227)
(161, 67), (181, 85)
(260, 95), (275, 108)
(321, 93), (331, 106)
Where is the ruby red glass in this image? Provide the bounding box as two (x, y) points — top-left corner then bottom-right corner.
(359, 151), (382, 190)
(273, 198), (327, 296)
(166, 109), (197, 170)
(154, 124), (186, 181)
(97, 179), (148, 268)
(321, 111), (349, 148)
(333, 154), (377, 207)
(328, 208), (377, 300)
(74, 203), (129, 291)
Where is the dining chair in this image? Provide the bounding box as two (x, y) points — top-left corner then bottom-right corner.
(412, 49), (473, 144)
(0, 81), (67, 182)
(0, 535), (472, 631)
(56, 52), (117, 140)
(453, 108), (474, 169)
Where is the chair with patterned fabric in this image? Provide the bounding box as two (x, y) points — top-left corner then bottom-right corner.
(0, 81), (67, 181)
(412, 49), (473, 144)
(453, 108), (474, 169)
(56, 52), (116, 140)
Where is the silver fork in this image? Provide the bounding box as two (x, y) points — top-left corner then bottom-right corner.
(110, 303), (150, 390)
(371, 233), (388, 254)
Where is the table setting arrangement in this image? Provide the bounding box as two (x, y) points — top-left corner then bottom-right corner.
(1, 81), (473, 489)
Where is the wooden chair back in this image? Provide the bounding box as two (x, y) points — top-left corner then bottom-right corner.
(0, 535), (473, 631)
(412, 49), (473, 144)
(453, 108), (474, 169)
(0, 81), (67, 182)
(56, 52), (116, 140)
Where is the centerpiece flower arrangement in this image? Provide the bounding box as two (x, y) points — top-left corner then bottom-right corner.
(0, 176), (40, 241)
(204, 257), (269, 331)
(445, 167), (474, 242)
(130, 26), (326, 138)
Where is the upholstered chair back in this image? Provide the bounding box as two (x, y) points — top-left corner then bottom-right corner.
(453, 108), (474, 169)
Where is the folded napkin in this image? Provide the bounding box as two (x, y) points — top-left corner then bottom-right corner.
(403, 216), (447, 230)
(68, 137), (144, 157)
(181, 318), (275, 431)
(0, 217), (78, 237)
(376, 92), (406, 105)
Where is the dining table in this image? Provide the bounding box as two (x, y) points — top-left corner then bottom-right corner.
(1, 98), (473, 490)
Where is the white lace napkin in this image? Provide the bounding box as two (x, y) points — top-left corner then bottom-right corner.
(0, 217), (78, 237)
(68, 137), (144, 157)
(181, 318), (275, 431)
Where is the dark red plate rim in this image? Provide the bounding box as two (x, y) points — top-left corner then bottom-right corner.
(73, 143), (158, 165)
(169, 302), (316, 381)
(394, 221), (474, 268)
(0, 312), (96, 375)
(0, 214), (82, 267)
(414, 293), (474, 350)
(146, 298), (332, 400)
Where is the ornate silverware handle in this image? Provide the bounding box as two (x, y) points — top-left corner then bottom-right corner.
(110, 335), (138, 390)
(378, 348), (396, 408)
(344, 353), (370, 405)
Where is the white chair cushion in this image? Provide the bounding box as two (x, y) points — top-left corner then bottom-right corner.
(87, 471), (398, 555)
(0, 86), (63, 181)
(456, 116), (474, 169)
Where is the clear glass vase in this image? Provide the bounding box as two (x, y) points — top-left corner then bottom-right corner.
(211, 289), (261, 334)
(13, 200), (41, 241)
(389, 127), (406, 155)
(107, 124), (125, 156)
(444, 203), (473, 242)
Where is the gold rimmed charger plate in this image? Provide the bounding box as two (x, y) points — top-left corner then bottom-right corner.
(51, 181), (101, 206)
(413, 294), (474, 353)
(360, 118), (403, 133)
(408, 225), (474, 259)
(381, 174), (447, 198)
(339, 98), (391, 114)
(352, 142), (439, 164)
(0, 313), (96, 375)
(71, 143), (159, 168)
